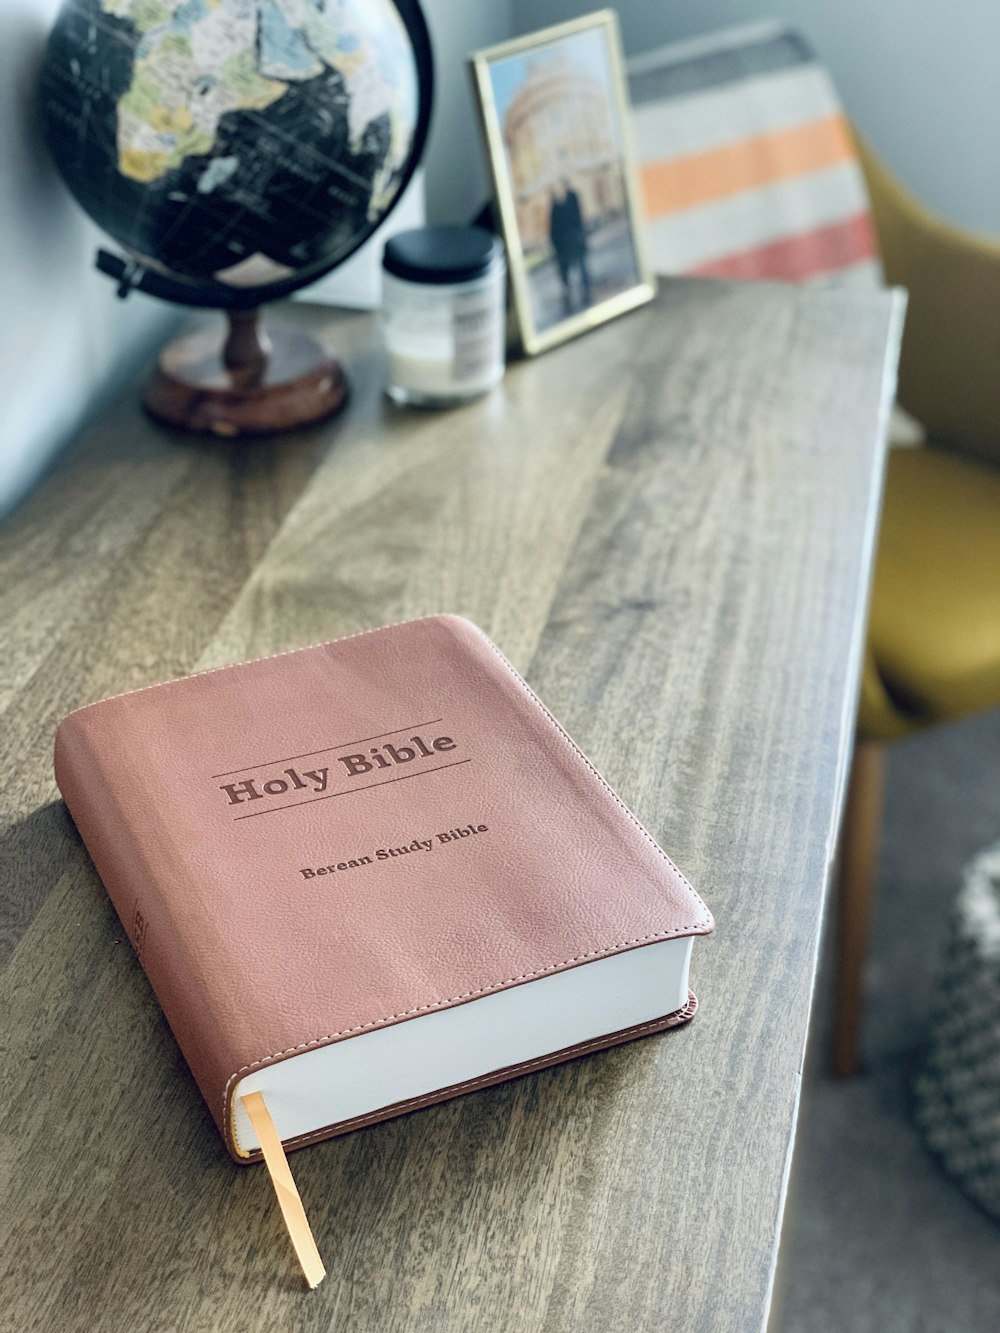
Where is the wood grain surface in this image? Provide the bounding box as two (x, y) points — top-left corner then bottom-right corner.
(0, 280), (903, 1333)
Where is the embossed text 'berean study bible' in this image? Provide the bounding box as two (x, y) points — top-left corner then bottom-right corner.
(54, 615), (713, 1285)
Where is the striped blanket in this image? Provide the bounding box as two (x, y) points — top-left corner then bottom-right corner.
(628, 21), (881, 285)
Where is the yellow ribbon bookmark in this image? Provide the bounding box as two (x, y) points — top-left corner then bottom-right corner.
(242, 1091), (326, 1289)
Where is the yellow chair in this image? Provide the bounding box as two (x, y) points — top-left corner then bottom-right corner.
(833, 135), (1000, 1075)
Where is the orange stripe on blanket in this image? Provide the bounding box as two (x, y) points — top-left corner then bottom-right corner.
(690, 213), (878, 281)
(640, 113), (856, 216)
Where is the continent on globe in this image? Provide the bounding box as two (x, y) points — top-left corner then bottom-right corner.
(101, 0), (287, 184)
(39, 0), (432, 304)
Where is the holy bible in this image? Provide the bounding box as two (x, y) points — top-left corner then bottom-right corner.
(54, 615), (713, 1279)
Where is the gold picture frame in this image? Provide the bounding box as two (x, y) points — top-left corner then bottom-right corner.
(470, 9), (655, 356)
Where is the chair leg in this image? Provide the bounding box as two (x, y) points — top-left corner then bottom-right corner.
(832, 739), (887, 1077)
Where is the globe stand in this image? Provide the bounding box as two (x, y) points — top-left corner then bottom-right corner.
(144, 309), (348, 437)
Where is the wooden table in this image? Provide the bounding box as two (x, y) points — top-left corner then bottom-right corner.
(0, 279), (903, 1332)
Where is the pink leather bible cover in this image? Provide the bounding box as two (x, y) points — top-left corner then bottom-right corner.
(54, 615), (713, 1162)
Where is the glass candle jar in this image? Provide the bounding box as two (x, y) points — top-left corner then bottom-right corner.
(380, 226), (506, 406)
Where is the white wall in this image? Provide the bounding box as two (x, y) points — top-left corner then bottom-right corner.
(420, 0), (513, 225)
(510, 0), (1000, 238)
(0, 0), (177, 516)
(0, 0), (510, 516)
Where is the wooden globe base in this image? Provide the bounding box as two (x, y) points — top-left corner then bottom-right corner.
(144, 309), (348, 437)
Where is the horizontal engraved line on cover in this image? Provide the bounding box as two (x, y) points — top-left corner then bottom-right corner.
(53, 614), (714, 1161)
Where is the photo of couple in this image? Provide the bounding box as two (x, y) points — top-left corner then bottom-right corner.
(473, 15), (653, 352)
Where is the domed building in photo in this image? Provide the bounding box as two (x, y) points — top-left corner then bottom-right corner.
(502, 53), (625, 253)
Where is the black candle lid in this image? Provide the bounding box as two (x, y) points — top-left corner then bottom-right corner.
(383, 226), (504, 284)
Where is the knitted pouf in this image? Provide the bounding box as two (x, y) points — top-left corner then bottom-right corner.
(913, 840), (1000, 1222)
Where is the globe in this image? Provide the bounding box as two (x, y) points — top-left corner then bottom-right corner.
(38, 0), (433, 310)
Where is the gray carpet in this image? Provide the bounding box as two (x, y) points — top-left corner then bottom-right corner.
(776, 709), (1000, 1333)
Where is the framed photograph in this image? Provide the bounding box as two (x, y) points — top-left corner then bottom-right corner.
(470, 10), (655, 356)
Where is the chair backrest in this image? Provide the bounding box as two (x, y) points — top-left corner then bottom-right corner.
(627, 21), (881, 285)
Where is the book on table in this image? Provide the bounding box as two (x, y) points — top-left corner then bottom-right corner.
(55, 614), (713, 1285)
